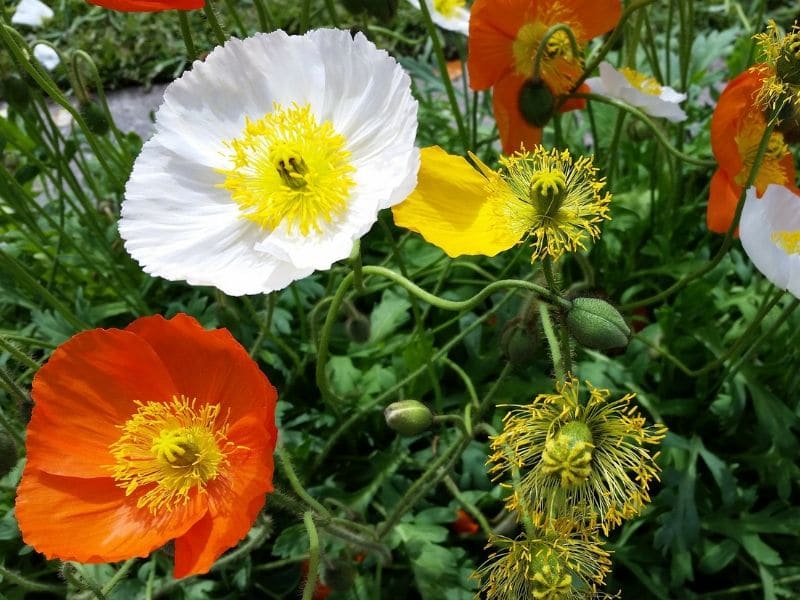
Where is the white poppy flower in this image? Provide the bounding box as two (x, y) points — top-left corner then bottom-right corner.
(406, 0), (470, 36)
(11, 0), (53, 27)
(740, 184), (800, 298)
(120, 29), (419, 296)
(585, 62), (687, 122)
(33, 44), (59, 70)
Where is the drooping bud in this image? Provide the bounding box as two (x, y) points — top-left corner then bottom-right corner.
(0, 431), (18, 478)
(500, 320), (538, 368)
(78, 101), (111, 137)
(540, 421), (594, 487)
(321, 557), (357, 592)
(384, 400), (433, 436)
(345, 312), (371, 344)
(1, 76), (32, 110)
(566, 297), (630, 350)
(518, 79), (555, 127)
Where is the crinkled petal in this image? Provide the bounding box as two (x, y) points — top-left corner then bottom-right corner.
(392, 146), (522, 257)
(707, 168), (741, 235)
(493, 73), (543, 154)
(11, 0), (53, 27)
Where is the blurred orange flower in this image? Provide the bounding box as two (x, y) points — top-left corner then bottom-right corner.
(467, 0), (621, 153)
(708, 66), (797, 233)
(16, 314), (278, 578)
(452, 508), (480, 535)
(88, 0), (203, 11)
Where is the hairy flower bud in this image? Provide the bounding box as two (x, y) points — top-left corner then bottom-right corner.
(567, 297), (630, 349)
(518, 79), (555, 127)
(384, 400), (433, 436)
(79, 102), (111, 137)
(0, 431), (18, 478)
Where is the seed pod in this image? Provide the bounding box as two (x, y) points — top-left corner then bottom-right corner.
(518, 79), (555, 128)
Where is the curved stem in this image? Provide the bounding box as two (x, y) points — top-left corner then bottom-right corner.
(100, 559), (137, 596)
(576, 92), (715, 167)
(0, 564), (65, 595)
(532, 23), (581, 81)
(301, 512), (321, 600)
(203, 0), (228, 45)
(277, 446), (331, 519)
(539, 302), (565, 382)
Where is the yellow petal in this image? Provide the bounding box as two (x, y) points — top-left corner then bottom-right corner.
(391, 146), (523, 257)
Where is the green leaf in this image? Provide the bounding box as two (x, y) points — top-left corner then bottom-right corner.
(370, 289), (411, 343)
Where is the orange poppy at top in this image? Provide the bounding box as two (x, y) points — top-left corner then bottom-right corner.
(708, 66), (797, 233)
(15, 314), (278, 578)
(468, 0), (622, 154)
(88, 0), (203, 11)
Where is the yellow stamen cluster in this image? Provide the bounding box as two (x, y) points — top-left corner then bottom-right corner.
(772, 230), (800, 254)
(753, 21), (800, 119)
(488, 377), (667, 534)
(219, 102), (355, 236)
(109, 396), (233, 513)
(490, 146), (611, 261)
(619, 67), (663, 96)
(473, 522), (612, 600)
(733, 113), (790, 192)
(511, 4), (584, 96)
(432, 0), (465, 18)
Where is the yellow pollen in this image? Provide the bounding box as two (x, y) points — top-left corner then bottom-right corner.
(734, 113), (789, 192)
(218, 103), (355, 236)
(109, 396), (233, 513)
(772, 230), (800, 254)
(619, 67), (662, 96)
(511, 6), (584, 96)
(432, 0), (465, 18)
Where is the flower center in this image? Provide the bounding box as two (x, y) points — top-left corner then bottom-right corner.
(511, 7), (583, 96)
(540, 421), (594, 487)
(530, 546), (573, 599)
(619, 67), (662, 96)
(529, 169), (567, 217)
(109, 396), (232, 513)
(772, 230), (800, 254)
(219, 103), (356, 236)
(734, 113), (789, 193)
(432, 0), (465, 18)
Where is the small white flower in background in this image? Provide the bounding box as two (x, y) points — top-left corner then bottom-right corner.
(740, 184), (800, 299)
(406, 0), (470, 36)
(586, 61), (687, 122)
(11, 0), (53, 27)
(120, 29), (419, 296)
(33, 44), (59, 70)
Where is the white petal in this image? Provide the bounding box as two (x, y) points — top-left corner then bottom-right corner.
(120, 29), (419, 295)
(594, 61), (687, 122)
(11, 0), (53, 27)
(740, 185), (800, 296)
(406, 0), (470, 35)
(597, 61), (628, 96)
(33, 44), (59, 70)
(584, 76), (607, 95)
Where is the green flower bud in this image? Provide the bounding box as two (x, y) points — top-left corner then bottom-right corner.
(518, 79), (555, 128)
(385, 400), (433, 436)
(567, 297), (630, 350)
(1, 76), (32, 110)
(626, 119), (653, 142)
(345, 313), (371, 344)
(79, 102), (111, 137)
(501, 321), (538, 368)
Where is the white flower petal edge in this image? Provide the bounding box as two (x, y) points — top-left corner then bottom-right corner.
(33, 44), (59, 70)
(586, 61), (687, 123)
(740, 184), (800, 298)
(11, 0), (53, 27)
(406, 0), (470, 36)
(120, 29), (419, 296)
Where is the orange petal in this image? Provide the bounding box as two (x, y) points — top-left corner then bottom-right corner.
(88, 0), (203, 10)
(559, 83), (589, 112)
(173, 415), (274, 577)
(16, 470), (205, 564)
(493, 73), (544, 154)
(126, 314), (278, 434)
(711, 68), (766, 178)
(468, 0), (530, 90)
(26, 328), (176, 478)
(564, 0), (622, 40)
(707, 169), (742, 234)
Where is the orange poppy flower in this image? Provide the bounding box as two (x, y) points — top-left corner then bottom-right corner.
(468, 0), (622, 153)
(708, 66), (797, 233)
(452, 508), (480, 535)
(15, 314), (278, 578)
(88, 0), (203, 11)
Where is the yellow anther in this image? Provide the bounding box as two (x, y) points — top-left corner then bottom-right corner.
(772, 230), (800, 254)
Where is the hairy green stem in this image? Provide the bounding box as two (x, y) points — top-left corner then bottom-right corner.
(178, 10), (197, 59)
(0, 564), (65, 595)
(301, 512), (320, 600)
(203, 0), (228, 45)
(277, 446), (331, 518)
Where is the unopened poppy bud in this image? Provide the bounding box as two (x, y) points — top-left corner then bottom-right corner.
(0, 431), (18, 478)
(79, 102), (110, 136)
(321, 558), (357, 592)
(626, 119), (652, 142)
(384, 400), (433, 436)
(518, 79), (555, 127)
(345, 312), (371, 343)
(501, 321), (538, 368)
(567, 297), (630, 350)
(1, 76), (32, 109)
